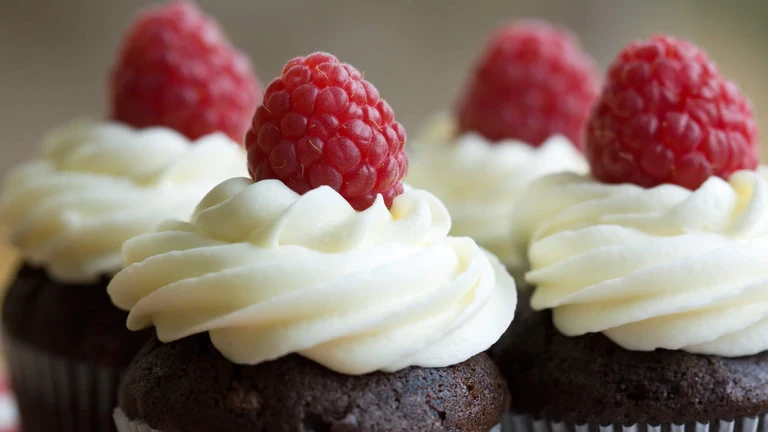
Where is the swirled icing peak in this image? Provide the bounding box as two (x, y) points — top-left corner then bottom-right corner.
(0, 120), (247, 282)
(522, 168), (768, 357)
(108, 178), (517, 374)
(407, 115), (587, 272)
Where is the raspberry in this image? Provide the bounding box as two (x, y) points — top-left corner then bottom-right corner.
(585, 35), (759, 190)
(246, 52), (407, 211)
(110, 1), (261, 143)
(456, 21), (600, 149)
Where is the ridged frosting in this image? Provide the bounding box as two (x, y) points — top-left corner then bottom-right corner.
(108, 178), (517, 374)
(0, 120), (247, 282)
(407, 114), (587, 272)
(519, 169), (768, 356)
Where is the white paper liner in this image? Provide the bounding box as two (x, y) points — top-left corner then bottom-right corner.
(114, 408), (502, 431)
(114, 409), (152, 432)
(502, 413), (768, 432)
(4, 331), (122, 432)
(0, 381), (19, 430)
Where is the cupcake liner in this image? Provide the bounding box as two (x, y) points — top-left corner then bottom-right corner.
(502, 413), (768, 432)
(3, 331), (121, 432)
(113, 410), (152, 432)
(0, 374), (19, 432)
(114, 408), (502, 432)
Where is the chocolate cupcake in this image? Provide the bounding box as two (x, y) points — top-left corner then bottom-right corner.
(117, 335), (508, 432)
(495, 311), (768, 428)
(108, 52), (517, 432)
(496, 35), (768, 431)
(406, 21), (598, 280)
(0, 2), (260, 431)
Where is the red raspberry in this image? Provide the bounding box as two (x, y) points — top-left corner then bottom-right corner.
(585, 35), (758, 190)
(246, 52), (407, 211)
(456, 21), (600, 149)
(110, 1), (261, 143)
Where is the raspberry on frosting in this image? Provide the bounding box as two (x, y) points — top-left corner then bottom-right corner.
(456, 21), (600, 149)
(246, 52), (408, 211)
(585, 35), (759, 189)
(110, 0), (261, 143)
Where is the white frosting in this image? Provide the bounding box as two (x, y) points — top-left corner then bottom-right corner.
(406, 115), (588, 272)
(108, 178), (516, 375)
(0, 120), (248, 282)
(521, 168), (768, 357)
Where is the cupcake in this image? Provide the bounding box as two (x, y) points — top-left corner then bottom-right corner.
(108, 52), (517, 432)
(0, 2), (260, 431)
(406, 21), (599, 279)
(494, 35), (768, 430)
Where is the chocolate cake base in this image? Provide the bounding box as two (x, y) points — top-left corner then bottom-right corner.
(2, 264), (150, 366)
(489, 287), (532, 357)
(491, 310), (768, 425)
(2, 264), (152, 432)
(119, 334), (509, 432)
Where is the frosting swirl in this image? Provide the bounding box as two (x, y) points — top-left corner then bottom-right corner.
(406, 115), (587, 272)
(520, 169), (768, 357)
(0, 120), (247, 282)
(108, 178), (516, 374)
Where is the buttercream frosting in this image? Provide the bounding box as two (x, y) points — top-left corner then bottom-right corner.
(108, 178), (517, 374)
(521, 169), (768, 357)
(0, 120), (247, 282)
(407, 115), (587, 272)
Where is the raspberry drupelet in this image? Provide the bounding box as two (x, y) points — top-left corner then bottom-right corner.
(586, 35), (758, 189)
(110, 0), (261, 143)
(246, 52), (408, 211)
(456, 21), (600, 149)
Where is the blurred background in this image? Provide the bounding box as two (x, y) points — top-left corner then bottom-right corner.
(1, 0), (767, 176)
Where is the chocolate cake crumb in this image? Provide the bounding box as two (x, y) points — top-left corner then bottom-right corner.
(2, 264), (151, 368)
(120, 333), (509, 432)
(492, 310), (768, 425)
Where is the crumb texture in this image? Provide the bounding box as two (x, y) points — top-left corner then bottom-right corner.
(491, 310), (768, 425)
(120, 334), (508, 432)
(2, 264), (150, 368)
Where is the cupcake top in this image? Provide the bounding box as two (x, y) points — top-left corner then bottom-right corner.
(108, 178), (516, 375)
(518, 35), (762, 357)
(406, 22), (598, 272)
(520, 169), (768, 356)
(107, 52), (517, 375)
(408, 115), (587, 271)
(0, 1), (262, 284)
(0, 120), (247, 282)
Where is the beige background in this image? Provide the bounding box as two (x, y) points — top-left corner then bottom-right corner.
(1, 0), (767, 176)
